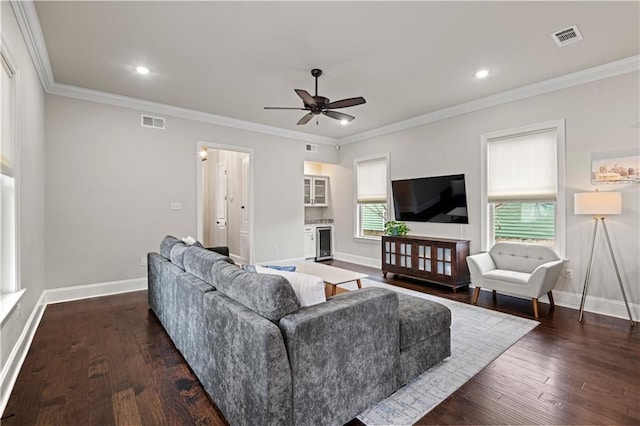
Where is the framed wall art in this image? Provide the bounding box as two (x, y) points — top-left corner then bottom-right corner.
(591, 150), (640, 184)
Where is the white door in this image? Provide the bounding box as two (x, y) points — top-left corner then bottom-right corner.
(216, 161), (228, 246)
(239, 154), (250, 262)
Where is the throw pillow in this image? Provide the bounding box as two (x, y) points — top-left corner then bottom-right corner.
(255, 265), (326, 307)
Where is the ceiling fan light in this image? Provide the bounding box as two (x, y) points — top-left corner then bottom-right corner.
(134, 66), (150, 75)
(340, 119), (349, 125)
(475, 69), (490, 79)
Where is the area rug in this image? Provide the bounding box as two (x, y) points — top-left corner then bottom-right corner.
(339, 279), (539, 426)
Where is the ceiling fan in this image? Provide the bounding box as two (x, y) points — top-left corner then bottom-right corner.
(264, 69), (366, 125)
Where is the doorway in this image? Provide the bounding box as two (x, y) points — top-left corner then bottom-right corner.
(197, 142), (253, 264)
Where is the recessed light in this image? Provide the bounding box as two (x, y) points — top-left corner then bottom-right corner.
(340, 119), (349, 125)
(475, 69), (490, 79)
(134, 66), (150, 75)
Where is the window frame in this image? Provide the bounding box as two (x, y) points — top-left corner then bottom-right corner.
(354, 153), (390, 241)
(480, 120), (566, 257)
(1, 35), (21, 296)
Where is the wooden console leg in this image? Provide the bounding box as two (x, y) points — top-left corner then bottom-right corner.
(383, 272), (387, 278)
(547, 291), (555, 309)
(472, 287), (481, 305)
(532, 298), (539, 319)
(492, 290), (497, 302)
(356, 279), (362, 289)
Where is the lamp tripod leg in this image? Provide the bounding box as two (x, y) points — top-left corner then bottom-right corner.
(579, 218), (599, 322)
(600, 218), (635, 327)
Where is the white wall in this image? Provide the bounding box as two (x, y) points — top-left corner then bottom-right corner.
(334, 72), (640, 312)
(44, 95), (337, 288)
(0, 3), (47, 373)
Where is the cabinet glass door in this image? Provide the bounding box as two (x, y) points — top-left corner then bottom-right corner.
(384, 240), (396, 266)
(303, 177), (312, 205)
(313, 178), (326, 205)
(417, 244), (432, 272)
(399, 243), (411, 268)
(436, 247), (453, 276)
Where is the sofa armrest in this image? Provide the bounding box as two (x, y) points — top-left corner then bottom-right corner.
(467, 252), (497, 284)
(529, 259), (565, 296)
(279, 287), (399, 426)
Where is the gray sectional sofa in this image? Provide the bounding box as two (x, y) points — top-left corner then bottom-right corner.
(148, 235), (451, 426)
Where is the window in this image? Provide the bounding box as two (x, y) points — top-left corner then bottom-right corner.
(355, 155), (389, 238)
(481, 121), (566, 255)
(1, 43), (17, 295)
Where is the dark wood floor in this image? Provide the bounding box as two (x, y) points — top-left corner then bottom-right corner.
(3, 260), (639, 425)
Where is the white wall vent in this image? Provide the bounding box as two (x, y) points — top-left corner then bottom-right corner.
(305, 143), (318, 153)
(141, 114), (166, 129)
(551, 25), (583, 47)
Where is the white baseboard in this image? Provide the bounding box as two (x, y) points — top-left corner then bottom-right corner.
(0, 292), (46, 416)
(333, 251), (381, 269)
(44, 277), (147, 305)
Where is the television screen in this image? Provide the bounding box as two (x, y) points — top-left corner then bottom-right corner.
(391, 174), (468, 223)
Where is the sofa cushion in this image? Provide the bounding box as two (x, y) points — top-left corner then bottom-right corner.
(160, 235), (182, 259)
(255, 265), (326, 307)
(397, 293), (451, 350)
(169, 242), (189, 269)
(183, 246), (234, 286)
(213, 262), (301, 322)
(489, 242), (560, 274)
(483, 269), (531, 285)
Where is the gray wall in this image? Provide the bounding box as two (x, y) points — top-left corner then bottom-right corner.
(44, 95), (337, 288)
(1, 3), (47, 371)
(333, 72), (640, 308)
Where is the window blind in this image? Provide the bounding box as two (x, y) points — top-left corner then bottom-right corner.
(487, 129), (557, 202)
(356, 157), (387, 204)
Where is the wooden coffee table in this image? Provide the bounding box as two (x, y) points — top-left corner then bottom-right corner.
(294, 262), (368, 296)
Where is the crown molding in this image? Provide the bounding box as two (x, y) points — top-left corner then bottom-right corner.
(46, 82), (337, 145)
(337, 55), (640, 145)
(9, 0), (54, 91)
(11, 0), (639, 147)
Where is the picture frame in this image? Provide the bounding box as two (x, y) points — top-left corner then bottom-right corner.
(591, 150), (640, 184)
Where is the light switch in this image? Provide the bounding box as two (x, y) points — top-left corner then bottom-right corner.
(171, 202), (182, 210)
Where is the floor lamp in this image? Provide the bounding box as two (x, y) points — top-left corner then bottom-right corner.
(574, 190), (634, 327)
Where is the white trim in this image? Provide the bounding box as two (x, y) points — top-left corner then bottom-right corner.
(10, 0), (639, 147)
(552, 289), (639, 323)
(0, 289), (25, 324)
(196, 141), (254, 265)
(0, 291), (46, 415)
(338, 55), (640, 145)
(333, 251), (381, 269)
(43, 278), (147, 305)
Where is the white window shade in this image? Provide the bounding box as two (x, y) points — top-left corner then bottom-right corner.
(487, 130), (557, 202)
(356, 158), (387, 204)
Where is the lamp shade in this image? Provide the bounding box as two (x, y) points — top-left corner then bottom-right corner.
(574, 191), (622, 215)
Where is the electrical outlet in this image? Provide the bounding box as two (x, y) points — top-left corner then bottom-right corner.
(171, 202), (182, 210)
(565, 269), (573, 279)
(140, 257), (147, 267)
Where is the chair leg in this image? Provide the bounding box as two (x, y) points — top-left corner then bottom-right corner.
(472, 287), (481, 305)
(532, 298), (539, 319)
(547, 291), (555, 310)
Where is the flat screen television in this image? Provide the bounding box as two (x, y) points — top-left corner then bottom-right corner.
(391, 174), (468, 224)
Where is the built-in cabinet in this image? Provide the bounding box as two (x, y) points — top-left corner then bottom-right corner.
(304, 226), (315, 259)
(304, 176), (329, 207)
(382, 235), (470, 291)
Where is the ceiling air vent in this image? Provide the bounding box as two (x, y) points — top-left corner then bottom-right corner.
(305, 143), (318, 153)
(551, 25), (583, 47)
(141, 114), (166, 129)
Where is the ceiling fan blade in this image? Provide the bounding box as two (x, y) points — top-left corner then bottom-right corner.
(325, 96), (366, 109)
(323, 110), (355, 122)
(264, 107), (307, 110)
(297, 112), (314, 125)
(295, 89), (317, 106)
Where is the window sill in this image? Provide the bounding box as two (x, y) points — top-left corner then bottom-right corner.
(0, 289), (26, 324)
(353, 235), (382, 243)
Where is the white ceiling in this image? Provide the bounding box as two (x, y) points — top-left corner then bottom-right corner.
(32, 1), (640, 140)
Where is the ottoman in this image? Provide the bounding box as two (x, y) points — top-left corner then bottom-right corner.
(397, 293), (451, 385)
